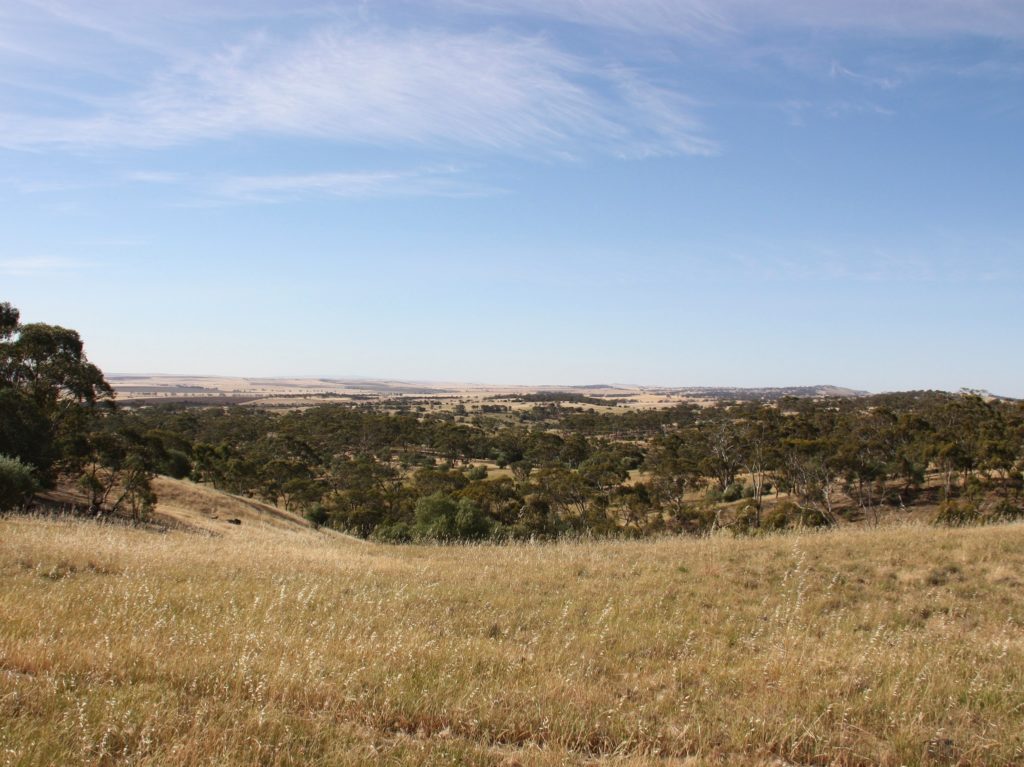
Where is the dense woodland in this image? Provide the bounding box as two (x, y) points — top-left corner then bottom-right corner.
(2, 301), (1023, 540)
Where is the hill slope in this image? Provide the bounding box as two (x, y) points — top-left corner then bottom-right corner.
(36, 476), (332, 538)
(150, 476), (313, 534)
(2, 517), (1023, 765)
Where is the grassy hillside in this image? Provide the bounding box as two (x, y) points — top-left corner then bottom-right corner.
(34, 476), (320, 536)
(2, 518), (1024, 766)
(149, 476), (315, 535)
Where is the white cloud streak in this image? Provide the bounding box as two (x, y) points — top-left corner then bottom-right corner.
(829, 62), (901, 90)
(448, 0), (1024, 40)
(445, 0), (735, 40)
(0, 23), (716, 158)
(3, 0), (1017, 166)
(211, 167), (500, 203)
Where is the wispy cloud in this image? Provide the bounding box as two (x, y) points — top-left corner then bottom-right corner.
(10, 166), (501, 204)
(444, 0), (735, 40)
(211, 167), (501, 203)
(606, 71), (718, 157)
(823, 100), (895, 119)
(756, 0), (1024, 39)
(2, 0), (1017, 180)
(0, 24), (716, 159)
(449, 0), (1024, 40)
(830, 62), (901, 90)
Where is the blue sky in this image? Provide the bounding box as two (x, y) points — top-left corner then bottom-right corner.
(2, 1), (1022, 395)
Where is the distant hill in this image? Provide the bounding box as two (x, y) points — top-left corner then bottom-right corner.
(107, 375), (872, 409)
(640, 384), (870, 401)
(959, 387), (1019, 402)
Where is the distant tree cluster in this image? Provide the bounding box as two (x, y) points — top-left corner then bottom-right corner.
(498, 391), (622, 407)
(4, 300), (1022, 537)
(115, 387), (1023, 540)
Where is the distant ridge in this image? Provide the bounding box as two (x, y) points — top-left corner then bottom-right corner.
(108, 375), (871, 407)
(959, 387), (1019, 402)
(637, 384), (870, 401)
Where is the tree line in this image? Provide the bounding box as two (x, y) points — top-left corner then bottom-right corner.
(108, 389), (1020, 539)
(3, 301), (1022, 538)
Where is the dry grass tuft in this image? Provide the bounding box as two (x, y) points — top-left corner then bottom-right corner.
(2, 517), (1024, 765)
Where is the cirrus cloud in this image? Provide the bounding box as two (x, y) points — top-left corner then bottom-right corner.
(0, 25), (717, 159)
(445, 0), (1024, 40)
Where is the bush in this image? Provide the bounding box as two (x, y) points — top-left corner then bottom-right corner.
(799, 507), (831, 527)
(372, 521), (413, 543)
(992, 499), (1024, 521)
(935, 500), (981, 527)
(465, 464), (488, 480)
(304, 504), (330, 528)
(670, 505), (715, 535)
(733, 502), (760, 531)
(0, 454), (38, 511)
(161, 449), (193, 479)
(935, 498), (1024, 526)
(704, 483), (746, 503)
(761, 505), (789, 531)
(413, 492), (492, 541)
(722, 482), (745, 503)
(760, 501), (830, 530)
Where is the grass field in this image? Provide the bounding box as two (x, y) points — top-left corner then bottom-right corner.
(3, 517), (1024, 766)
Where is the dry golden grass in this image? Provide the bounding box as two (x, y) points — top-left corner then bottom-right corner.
(3, 517), (1024, 766)
(149, 477), (314, 535)
(36, 477), (323, 538)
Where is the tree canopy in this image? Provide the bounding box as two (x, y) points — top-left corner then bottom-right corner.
(0, 302), (151, 514)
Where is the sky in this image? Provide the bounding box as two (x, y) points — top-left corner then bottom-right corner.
(1, 1), (1022, 395)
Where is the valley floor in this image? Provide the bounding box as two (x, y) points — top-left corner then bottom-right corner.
(2, 517), (1023, 766)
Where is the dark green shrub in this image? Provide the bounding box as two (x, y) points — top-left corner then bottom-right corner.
(798, 507), (831, 527)
(413, 492), (492, 541)
(465, 464), (488, 481)
(935, 500), (981, 526)
(761, 505), (789, 531)
(734, 502), (759, 531)
(722, 482), (745, 503)
(161, 449), (192, 479)
(992, 499), (1024, 521)
(670, 505), (715, 535)
(372, 521), (413, 543)
(0, 454), (37, 511)
(760, 500), (830, 529)
(304, 504), (329, 528)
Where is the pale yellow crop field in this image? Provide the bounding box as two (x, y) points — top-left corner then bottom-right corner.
(3, 517), (1023, 766)
(105, 375), (733, 411)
